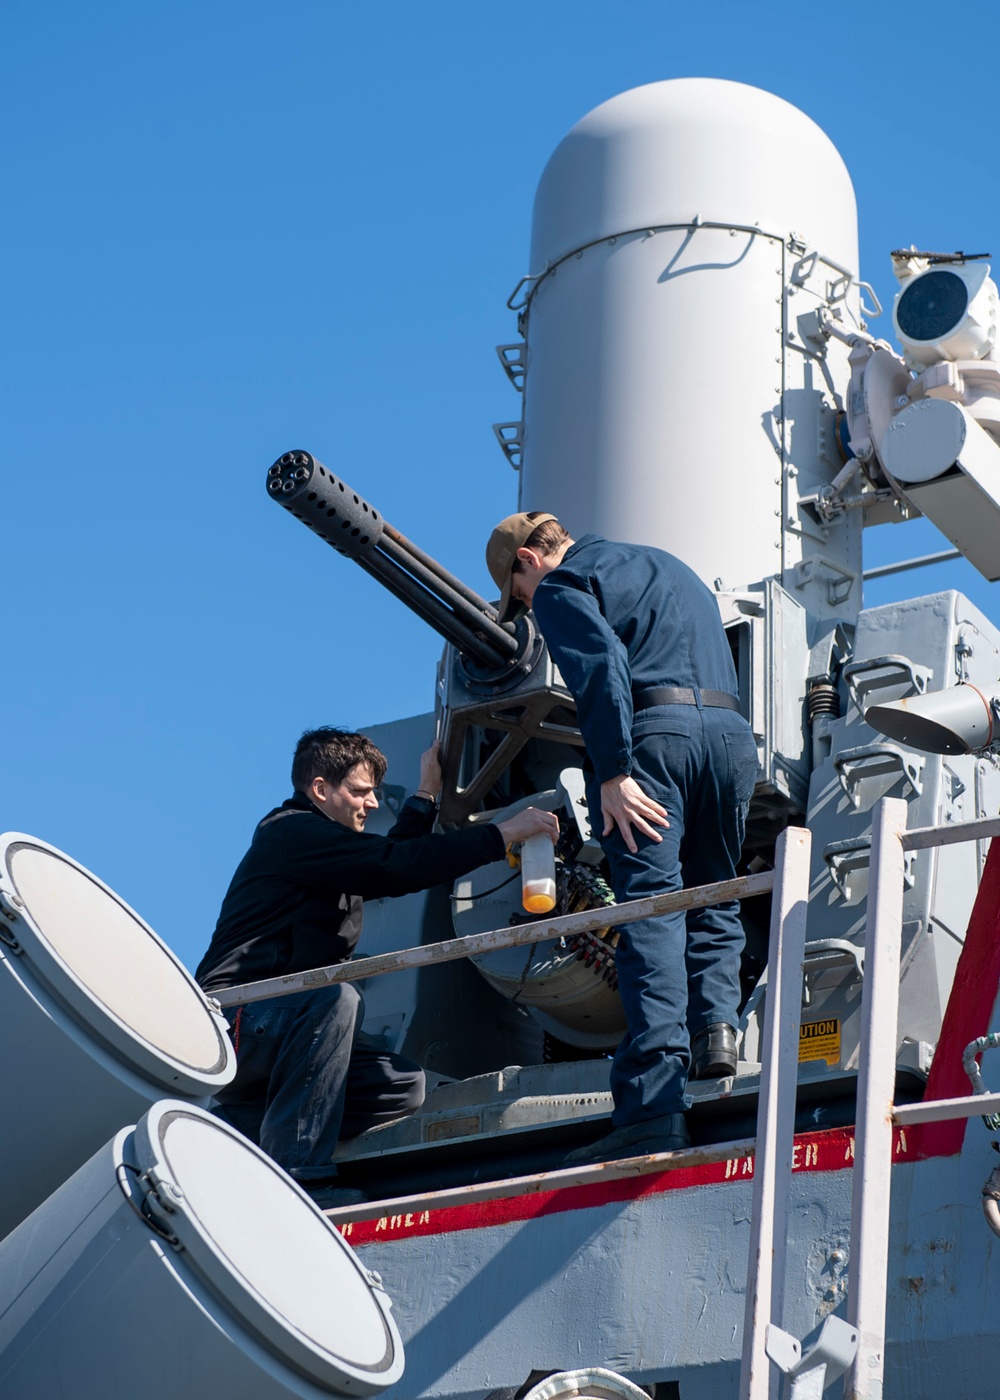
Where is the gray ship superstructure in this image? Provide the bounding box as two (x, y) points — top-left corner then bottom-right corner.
(5, 77), (1000, 1400)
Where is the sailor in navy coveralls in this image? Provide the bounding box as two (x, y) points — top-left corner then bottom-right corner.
(487, 513), (759, 1164)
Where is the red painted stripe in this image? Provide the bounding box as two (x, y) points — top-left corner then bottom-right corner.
(911, 838), (1000, 1159)
(337, 1124), (921, 1246)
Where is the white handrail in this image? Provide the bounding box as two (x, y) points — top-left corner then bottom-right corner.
(893, 1090), (1000, 1125)
(739, 827), (812, 1400)
(901, 814), (1000, 851)
(845, 797), (908, 1400)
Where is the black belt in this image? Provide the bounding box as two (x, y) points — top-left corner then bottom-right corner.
(634, 686), (741, 712)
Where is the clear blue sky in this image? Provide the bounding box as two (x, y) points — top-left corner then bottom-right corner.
(5, 0), (1000, 971)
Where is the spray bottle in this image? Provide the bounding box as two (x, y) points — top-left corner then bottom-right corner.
(520, 833), (556, 914)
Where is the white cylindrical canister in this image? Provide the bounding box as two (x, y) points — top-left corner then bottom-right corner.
(0, 833), (235, 1239)
(0, 1100), (404, 1398)
(516, 78), (861, 603)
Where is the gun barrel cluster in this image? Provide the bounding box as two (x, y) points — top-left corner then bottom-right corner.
(267, 451), (518, 670)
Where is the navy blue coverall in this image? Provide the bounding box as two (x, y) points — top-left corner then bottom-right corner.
(532, 535), (758, 1127)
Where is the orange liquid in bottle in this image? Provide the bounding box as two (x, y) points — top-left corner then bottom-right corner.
(521, 832), (556, 914)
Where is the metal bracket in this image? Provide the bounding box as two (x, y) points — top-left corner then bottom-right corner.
(789, 246), (882, 319)
(506, 272), (545, 312)
(496, 343), (526, 391)
(0, 890), (23, 952)
(115, 1161), (182, 1247)
(766, 1316), (858, 1399)
(955, 629), (974, 682)
(833, 742), (925, 809)
(492, 421), (524, 469)
(439, 686), (583, 829)
(824, 835), (916, 902)
(788, 554), (857, 608)
(842, 654), (933, 711)
(803, 938), (865, 979)
(855, 279), (882, 319)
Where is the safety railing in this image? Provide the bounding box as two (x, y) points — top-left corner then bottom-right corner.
(212, 868), (777, 1007)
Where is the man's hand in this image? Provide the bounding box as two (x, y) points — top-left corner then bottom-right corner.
(496, 806), (559, 847)
(600, 775), (669, 854)
(416, 740), (443, 800)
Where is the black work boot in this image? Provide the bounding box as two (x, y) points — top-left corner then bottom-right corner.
(562, 1112), (690, 1167)
(690, 1023), (738, 1080)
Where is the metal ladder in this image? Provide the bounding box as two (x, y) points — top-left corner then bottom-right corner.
(739, 799), (1000, 1400)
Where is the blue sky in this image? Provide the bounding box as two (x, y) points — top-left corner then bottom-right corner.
(5, 0), (1000, 971)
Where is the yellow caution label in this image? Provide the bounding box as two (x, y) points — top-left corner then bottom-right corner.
(798, 1018), (841, 1066)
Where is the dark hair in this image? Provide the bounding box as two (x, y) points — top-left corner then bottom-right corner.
(512, 513), (570, 574)
(291, 728), (388, 793)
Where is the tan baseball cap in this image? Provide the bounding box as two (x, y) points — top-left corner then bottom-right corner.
(486, 511), (558, 622)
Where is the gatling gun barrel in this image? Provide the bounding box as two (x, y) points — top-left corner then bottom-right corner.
(266, 450), (520, 672)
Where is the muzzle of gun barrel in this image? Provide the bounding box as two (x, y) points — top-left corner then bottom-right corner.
(267, 450), (384, 560)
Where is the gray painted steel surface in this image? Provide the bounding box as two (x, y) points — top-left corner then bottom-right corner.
(341, 1125), (999, 1399)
